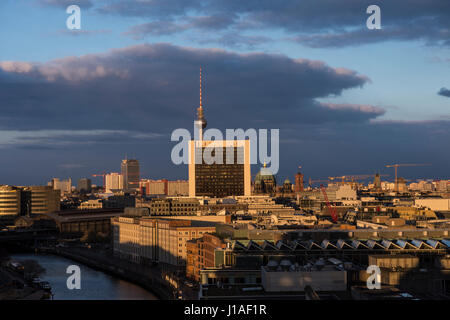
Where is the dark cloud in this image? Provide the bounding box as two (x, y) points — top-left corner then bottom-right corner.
(0, 129), (162, 150)
(96, 0), (450, 48)
(3, 43), (447, 184)
(292, 25), (450, 48)
(124, 21), (187, 38)
(194, 33), (272, 49)
(124, 14), (238, 39)
(0, 43), (373, 135)
(37, 0), (94, 9)
(96, 0), (199, 17)
(188, 14), (236, 30)
(275, 120), (450, 182)
(438, 87), (450, 98)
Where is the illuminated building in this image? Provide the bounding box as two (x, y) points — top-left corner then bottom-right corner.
(105, 172), (124, 193)
(121, 159), (140, 191)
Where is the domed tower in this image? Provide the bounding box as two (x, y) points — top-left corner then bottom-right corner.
(254, 163), (276, 194)
(194, 67), (207, 140)
(283, 178), (292, 193)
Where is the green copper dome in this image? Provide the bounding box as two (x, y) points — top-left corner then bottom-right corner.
(254, 163), (276, 184)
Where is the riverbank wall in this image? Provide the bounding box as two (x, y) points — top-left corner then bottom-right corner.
(0, 265), (48, 300)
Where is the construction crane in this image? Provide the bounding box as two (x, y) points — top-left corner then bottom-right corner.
(385, 163), (431, 192)
(308, 178), (330, 187)
(320, 184), (338, 223)
(328, 174), (390, 189)
(92, 173), (107, 192)
(328, 176), (347, 184)
(328, 174), (389, 184)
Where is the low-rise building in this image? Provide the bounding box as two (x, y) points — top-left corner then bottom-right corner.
(42, 208), (121, 237)
(79, 199), (103, 210)
(261, 259), (347, 292)
(140, 179), (189, 196)
(137, 197), (200, 216)
(186, 233), (228, 281)
(415, 198), (450, 211)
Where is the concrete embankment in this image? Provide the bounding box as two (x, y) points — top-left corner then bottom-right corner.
(43, 248), (171, 300)
(0, 266), (48, 300)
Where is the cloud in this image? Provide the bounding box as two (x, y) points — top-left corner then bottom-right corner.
(37, 0), (94, 9)
(188, 14), (236, 30)
(291, 24), (450, 48)
(194, 33), (272, 49)
(0, 45), (448, 183)
(123, 14), (238, 39)
(124, 21), (188, 38)
(0, 43), (374, 135)
(96, 0), (450, 48)
(0, 129), (162, 149)
(429, 56), (450, 63)
(320, 103), (384, 114)
(56, 29), (112, 37)
(438, 87), (450, 98)
(0, 59), (129, 82)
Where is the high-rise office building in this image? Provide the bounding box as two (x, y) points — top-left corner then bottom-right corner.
(0, 185), (24, 218)
(188, 68), (251, 197)
(77, 178), (92, 193)
(48, 178), (72, 196)
(121, 159), (140, 191)
(105, 173), (124, 193)
(27, 186), (60, 214)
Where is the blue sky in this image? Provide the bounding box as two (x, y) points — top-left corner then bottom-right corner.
(0, 0), (449, 185)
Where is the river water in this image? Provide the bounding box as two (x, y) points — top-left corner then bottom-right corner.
(11, 253), (158, 300)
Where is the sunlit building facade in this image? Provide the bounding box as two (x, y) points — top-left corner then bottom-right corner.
(189, 140), (251, 198)
(27, 186), (60, 214)
(112, 217), (215, 266)
(0, 185), (23, 217)
(105, 172), (124, 193)
(121, 159), (140, 191)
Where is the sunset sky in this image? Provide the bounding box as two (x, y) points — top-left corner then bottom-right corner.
(0, 0), (449, 185)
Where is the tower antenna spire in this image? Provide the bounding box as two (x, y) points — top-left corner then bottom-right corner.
(199, 66), (203, 109)
(195, 67), (207, 140)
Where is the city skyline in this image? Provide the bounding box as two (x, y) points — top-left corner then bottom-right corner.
(0, 0), (449, 185)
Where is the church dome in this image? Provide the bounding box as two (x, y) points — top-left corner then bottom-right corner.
(254, 163), (276, 184)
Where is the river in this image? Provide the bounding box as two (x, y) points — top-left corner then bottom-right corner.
(11, 253), (158, 300)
